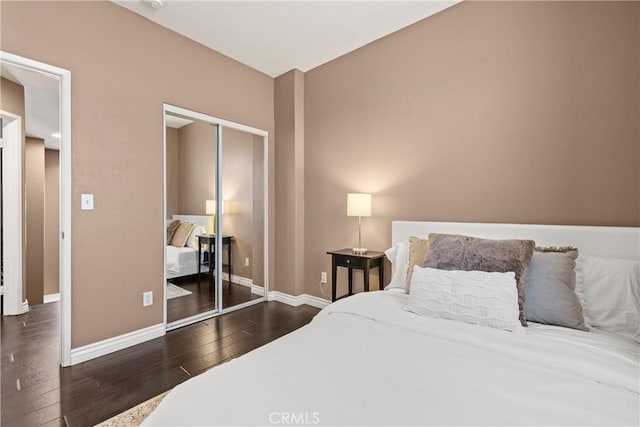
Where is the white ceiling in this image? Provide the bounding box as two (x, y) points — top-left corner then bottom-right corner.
(1, 62), (61, 150)
(114, 0), (459, 77)
(165, 114), (194, 129)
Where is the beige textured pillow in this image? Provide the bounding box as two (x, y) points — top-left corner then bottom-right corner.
(186, 225), (207, 250)
(167, 220), (181, 243)
(406, 236), (431, 291)
(171, 222), (195, 248)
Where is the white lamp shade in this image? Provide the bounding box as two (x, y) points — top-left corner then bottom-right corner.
(205, 200), (216, 215)
(206, 199), (226, 215)
(347, 193), (372, 217)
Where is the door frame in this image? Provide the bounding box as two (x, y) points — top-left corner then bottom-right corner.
(162, 103), (269, 330)
(0, 51), (73, 366)
(0, 111), (25, 315)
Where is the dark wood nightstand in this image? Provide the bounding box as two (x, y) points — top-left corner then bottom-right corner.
(326, 249), (385, 302)
(197, 234), (234, 285)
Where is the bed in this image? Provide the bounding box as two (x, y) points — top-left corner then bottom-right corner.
(166, 215), (210, 277)
(146, 221), (639, 426)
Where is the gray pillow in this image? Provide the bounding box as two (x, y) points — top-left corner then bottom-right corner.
(525, 247), (587, 331)
(424, 233), (535, 327)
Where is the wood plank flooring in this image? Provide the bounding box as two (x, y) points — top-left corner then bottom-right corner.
(167, 276), (262, 323)
(1, 301), (319, 427)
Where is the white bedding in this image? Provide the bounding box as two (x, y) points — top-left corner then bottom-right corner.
(166, 245), (197, 273)
(144, 290), (639, 426)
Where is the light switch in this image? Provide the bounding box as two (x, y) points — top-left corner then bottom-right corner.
(81, 194), (94, 210)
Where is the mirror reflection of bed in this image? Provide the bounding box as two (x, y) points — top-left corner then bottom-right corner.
(165, 115), (264, 324)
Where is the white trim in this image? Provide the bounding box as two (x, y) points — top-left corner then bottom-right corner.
(1, 51), (73, 367)
(163, 104), (269, 137)
(162, 113), (168, 327)
(221, 274), (264, 296)
(0, 112), (24, 315)
(263, 132), (270, 299)
(267, 291), (330, 309)
(222, 273), (252, 287)
(251, 284), (265, 296)
(216, 123), (223, 312)
(44, 293), (61, 303)
(70, 323), (165, 365)
(392, 221), (640, 260)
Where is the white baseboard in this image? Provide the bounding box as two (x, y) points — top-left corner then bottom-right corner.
(44, 293), (60, 303)
(268, 291), (330, 309)
(222, 273), (265, 296)
(70, 323), (165, 365)
(67, 290), (327, 366)
(223, 273), (252, 287)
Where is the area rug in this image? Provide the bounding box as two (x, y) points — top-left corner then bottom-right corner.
(167, 283), (192, 300)
(95, 391), (169, 426)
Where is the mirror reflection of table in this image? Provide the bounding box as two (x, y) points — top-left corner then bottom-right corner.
(197, 234), (234, 286)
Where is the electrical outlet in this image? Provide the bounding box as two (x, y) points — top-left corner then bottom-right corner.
(320, 272), (327, 284)
(143, 291), (153, 307)
(244, 257), (250, 267)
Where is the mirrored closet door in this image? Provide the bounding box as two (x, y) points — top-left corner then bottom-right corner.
(163, 105), (268, 329)
(219, 126), (265, 310)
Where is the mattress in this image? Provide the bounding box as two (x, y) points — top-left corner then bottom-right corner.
(143, 290), (639, 426)
(166, 245), (197, 273)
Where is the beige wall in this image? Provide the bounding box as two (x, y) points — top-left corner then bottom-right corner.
(274, 70), (305, 296)
(302, 1), (640, 297)
(0, 77), (27, 301)
(165, 127), (178, 218)
(252, 135), (265, 287)
(177, 121), (216, 215)
(1, 1), (274, 347)
(44, 149), (60, 296)
(222, 127), (259, 282)
(25, 137), (44, 305)
(4, 0), (637, 347)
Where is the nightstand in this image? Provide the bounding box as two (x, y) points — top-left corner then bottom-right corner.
(197, 234), (234, 285)
(326, 249), (384, 302)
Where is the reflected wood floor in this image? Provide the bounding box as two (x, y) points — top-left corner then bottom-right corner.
(167, 275), (262, 323)
(1, 301), (319, 426)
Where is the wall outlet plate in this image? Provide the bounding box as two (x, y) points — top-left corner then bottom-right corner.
(320, 272), (327, 284)
(143, 291), (153, 307)
(244, 257), (250, 267)
(81, 193), (94, 210)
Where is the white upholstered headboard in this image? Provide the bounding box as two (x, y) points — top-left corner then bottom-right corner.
(172, 215), (210, 231)
(392, 221), (640, 260)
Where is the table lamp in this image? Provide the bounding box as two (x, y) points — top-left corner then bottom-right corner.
(347, 193), (371, 254)
(205, 199), (216, 234)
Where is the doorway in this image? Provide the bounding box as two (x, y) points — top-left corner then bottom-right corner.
(0, 51), (72, 366)
(163, 104), (269, 330)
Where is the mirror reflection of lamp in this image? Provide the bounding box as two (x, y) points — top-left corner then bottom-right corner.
(347, 193), (372, 254)
(206, 199), (226, 233)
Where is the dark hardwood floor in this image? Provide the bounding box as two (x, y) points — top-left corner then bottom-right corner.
(1, 300), (319, 427)
(167, 276), (262, 323)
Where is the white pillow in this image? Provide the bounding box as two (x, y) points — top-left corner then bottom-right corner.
(405, 266), (522, 332)
(186, 225), (208, 251)
(384, 239), (410, 292)
(576, 255), (640, 342)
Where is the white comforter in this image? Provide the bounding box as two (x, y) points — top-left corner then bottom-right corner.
(166, 245), (197, 273)
(144, 291), (639, 426)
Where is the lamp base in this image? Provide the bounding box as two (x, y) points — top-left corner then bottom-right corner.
(352, 247), (368, 255)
